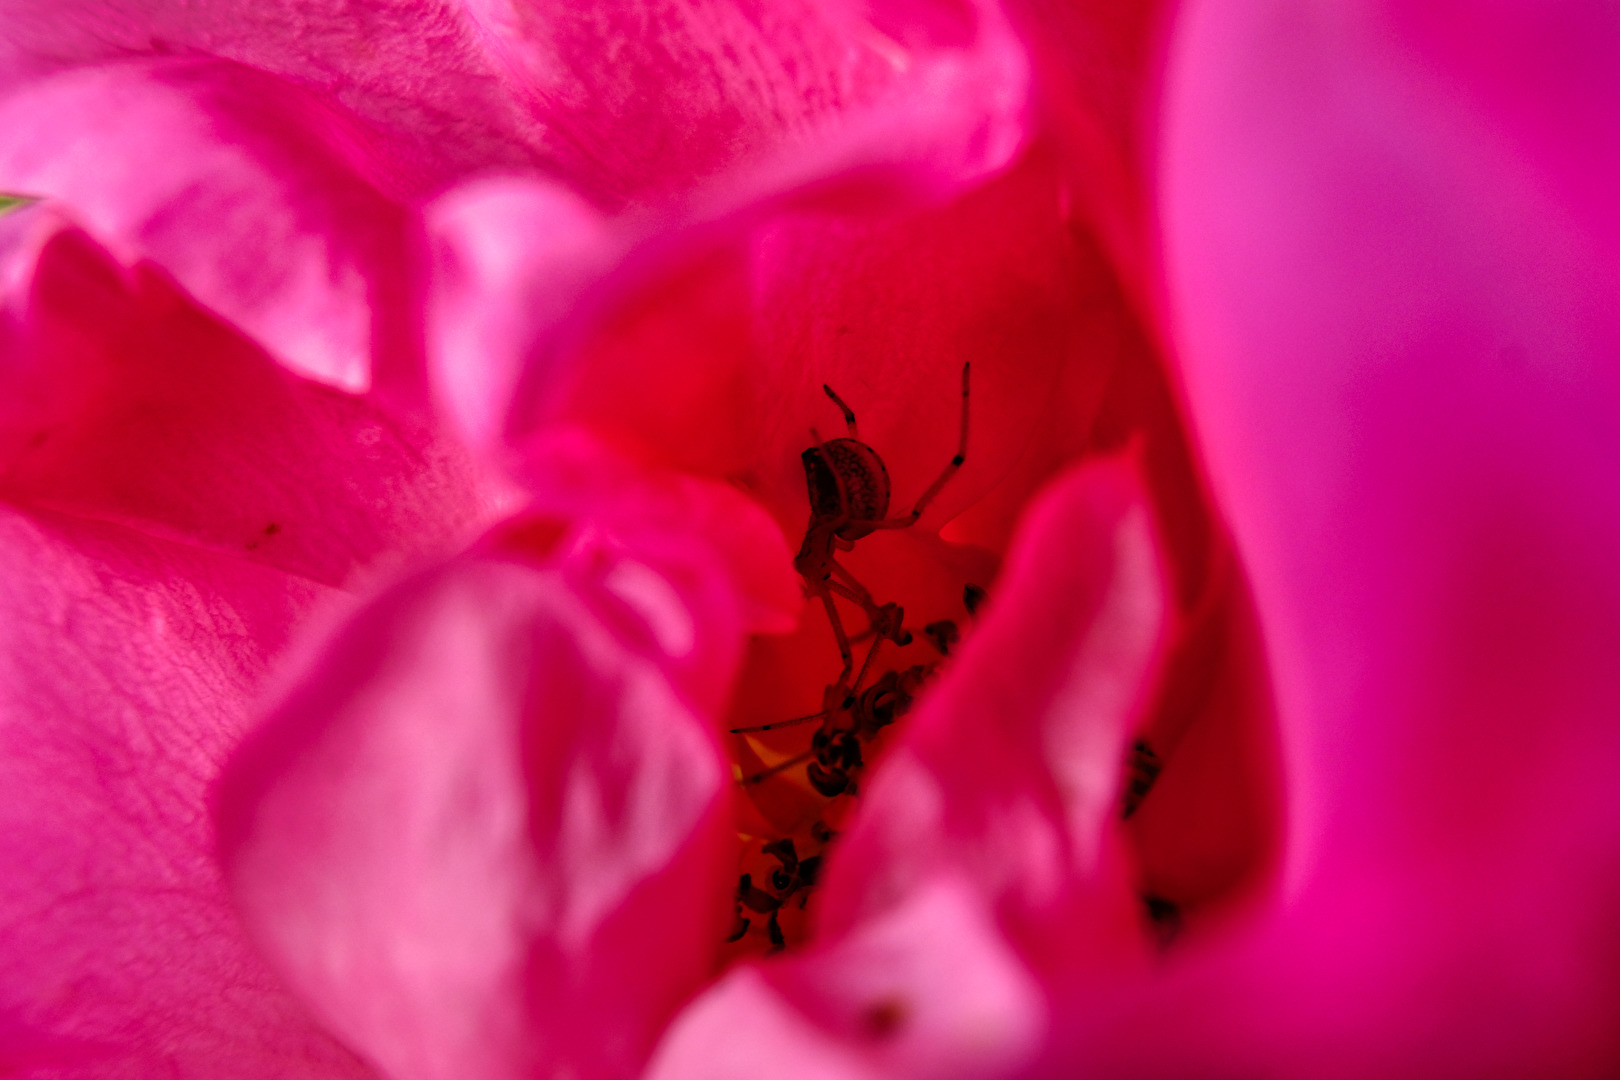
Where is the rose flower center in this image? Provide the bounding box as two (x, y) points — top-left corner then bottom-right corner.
(718, 364), (999, 956)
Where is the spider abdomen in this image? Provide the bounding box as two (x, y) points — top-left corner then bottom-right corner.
(801, 437), (891, 539)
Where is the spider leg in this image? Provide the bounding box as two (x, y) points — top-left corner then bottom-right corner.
(825, 577), (867, 607)
(730, 710), (825, 735)
(825, 558), (876, 608)
(739, 747), (814, 786)
(817, 586), (855, 691)
(847, 631), (886, 704)
(872, 361), (970, 530)
(739, 611), (890, 735)
(822, 383), (860, 438)
(826, 562), (911, 646)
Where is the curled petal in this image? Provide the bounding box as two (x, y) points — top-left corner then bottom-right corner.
(218, 445), (793, 1080)
(0, 60), (417, 391)
(1, 0), (1023, 208)
(0, 206), (488, 587)
(0, 1), (543, 193)
(648, 877), (1044, 1080)
(1006, 0), (1176, 309)
(1048, 0), (1620, 1073)
(426, 179), (615, 453)
(822, 456), (1169, 976)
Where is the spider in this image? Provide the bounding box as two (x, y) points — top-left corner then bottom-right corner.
(792, 361), (970, 700)
(732, 363), (970, 796)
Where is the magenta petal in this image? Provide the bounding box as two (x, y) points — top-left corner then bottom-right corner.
(443, 0), (1027, 205)
(822, 457), (1168, 971)
(0, 1), (544, 196)
(0, 207), (487, 587)
(648, 877), (1045, 1080)
(218, 545), (744, 1080)
(2, 0), (1023, 207)
(0, 508), (372, 1079)
(426, 178), (614, 452)
(0, 59), (416, 391)
(1009, 0), (1173, 308)
(1052, 0), (1620, 1073)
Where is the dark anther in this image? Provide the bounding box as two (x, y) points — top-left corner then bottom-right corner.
(922, 619), (959, 656)
(873, 602), (909, 646)
(737, 873), (782, 914)
(1122, 738), (1163, 819)
(812, 728), (862, 771)
(725, 914), (751, 942)
(764, 841), (799, 892)
(766, 909), (786, 951)
(811, 820), (837, 844)
(806, 761), (850, 797)
(762, 838), (798, 872)
(797, 855), (822, 888)
(1142, 893), (1182, 949)
(963, 583), (986, 617)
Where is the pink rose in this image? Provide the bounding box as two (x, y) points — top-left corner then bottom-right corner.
(3, 3), (1618, 1080)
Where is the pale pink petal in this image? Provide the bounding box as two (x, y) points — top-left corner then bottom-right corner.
(1045, 0), (1620, 1073)
(820, 457), (1168, 974)
(218, 448), (794, 1080)
(648, 877), (1044, 1080)
(0, 60), (417, 391)
(423, 0), (1033, 466)
(0, 2), (543, 195)
(401, 0), (1026, 207)
(426, 178), (614, 452)
(0, 506), (374, 1079)
(0, 206), (489, 587)
(1, 0), (1024, 209)
(509, 430), (801, 646)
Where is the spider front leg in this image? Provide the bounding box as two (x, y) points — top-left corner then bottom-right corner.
(873, 361), (970, 531)
(821, 383), (860, 439)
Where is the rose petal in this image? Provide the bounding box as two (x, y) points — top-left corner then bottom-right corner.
(820, 456), (1169, 980)
(476, 148), (1102, 568)
(1007, 0), (1174, 309)
(0, 1), (543, 196)
(217, 448), (789, 1079)
(0, 506), (373, 1079)
(0, 59), (417, 391)
(1043, 0), (1620, 1072)
(426, 178), (615, 452)
(0, 0), (1023, 209)
(440, 0), (1027, 206)
(508, 430), (801, 646)
(647, 877), (1045, 1080)
(0, 206), (488, 587)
